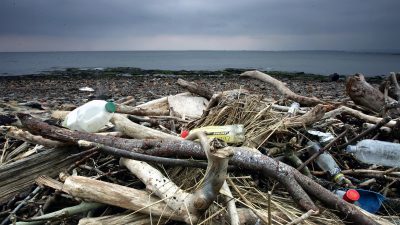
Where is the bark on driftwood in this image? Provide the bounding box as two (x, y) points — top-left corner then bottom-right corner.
(241, 70), (325, 106)
(346, 73), (400, 117)
(17, 113), (377, 225)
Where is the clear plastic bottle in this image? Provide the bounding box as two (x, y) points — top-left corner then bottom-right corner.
(62, 100), (116, 133)
(189, 124), (245, 144)
(346, 139), (400, 167)
(308, 141), (346, 184)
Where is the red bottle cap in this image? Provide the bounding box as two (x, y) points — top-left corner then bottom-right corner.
(181, 130), (189, 138)
(343, 189), (360, 203)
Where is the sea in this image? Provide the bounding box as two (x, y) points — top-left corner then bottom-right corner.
(0, 50), (399, 76)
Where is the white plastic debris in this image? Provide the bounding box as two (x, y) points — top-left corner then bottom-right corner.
(307, 130), (335, 144)
(168, 93), (208, 119)
(79, 87), (95, 92)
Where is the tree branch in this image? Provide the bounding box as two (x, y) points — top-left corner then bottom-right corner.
(241, 70), (325, 106)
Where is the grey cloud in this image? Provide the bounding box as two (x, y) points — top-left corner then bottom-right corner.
(0, 0), (399, 50)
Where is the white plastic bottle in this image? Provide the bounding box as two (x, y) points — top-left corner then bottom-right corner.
(62, 100), (116, 133)
(346, 139), (400, 167)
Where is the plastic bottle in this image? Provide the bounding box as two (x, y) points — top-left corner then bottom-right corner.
(346, 139), (400, 168)
(62, 100), (116, 133)
(307, 141), (347, 184)
(333, 189), (360, 204)
(182, 125), (245, 144)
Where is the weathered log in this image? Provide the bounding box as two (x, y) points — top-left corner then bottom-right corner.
(346, 73), (400, 117)
(111, 114), (181, 140)
(241, 70), (325, 106)
(1, 126), (66, 148)
(115, 103), (169, 116)
(17, 114), (377, 225)
(38, 175), (184, 222)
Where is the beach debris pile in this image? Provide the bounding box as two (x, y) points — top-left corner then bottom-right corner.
(1, 70), (400, 225)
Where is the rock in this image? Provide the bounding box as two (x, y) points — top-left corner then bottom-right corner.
(329, 73), (340, 82)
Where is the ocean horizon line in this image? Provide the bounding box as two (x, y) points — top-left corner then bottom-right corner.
(1, 49), (400, 55)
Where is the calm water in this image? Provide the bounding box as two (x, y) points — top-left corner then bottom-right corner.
(0, 51), (399, 76)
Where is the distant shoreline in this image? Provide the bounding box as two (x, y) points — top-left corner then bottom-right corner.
(0, 67), (385, 83)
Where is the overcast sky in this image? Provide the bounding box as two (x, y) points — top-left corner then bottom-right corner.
(1, 0), (399, 51)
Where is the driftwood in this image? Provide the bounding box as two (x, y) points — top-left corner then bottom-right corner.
(177, 78), (214, 99)
(323, 105), (398, 127)
(115, 103), (168, 116)
(38, 175), (263, 225)
(389, 72), (400, 101)
(111, 114), (181, 140)
(241, 70), (325, 106)
(346, 73), (400, 117)
(1, 126), (66, 148)
(15, 202), (104, 225)
(17, 113), (377, 225)
(284, 104), (326, 127)
(0, 148), (80, 205)
(121, 132), (233, 223)
(379, 72), (400, 101)
(37, 175), (183, 221)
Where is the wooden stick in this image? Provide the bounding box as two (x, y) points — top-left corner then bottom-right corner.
(297, 126), (349, 171)
(286, 209), (318, 225)
(1, 126), (66, 148)
(221, 181), (239, 225)
(338, 116), (391, 149)
(177, 78), (214, 100)
(284, 104), (326, 128)
(115, 103), (169, 116)
(111, 113), (181, 140)
(227, 178), (269, 224)
(0, 187), (41, 225)
(79, 140), (210, 169)
(323, 105), (398, 127)
(15, 202), (104, 225)
(241, 70), (325, 106)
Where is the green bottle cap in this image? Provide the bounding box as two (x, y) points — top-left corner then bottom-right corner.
(105, 101), (116, 113)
